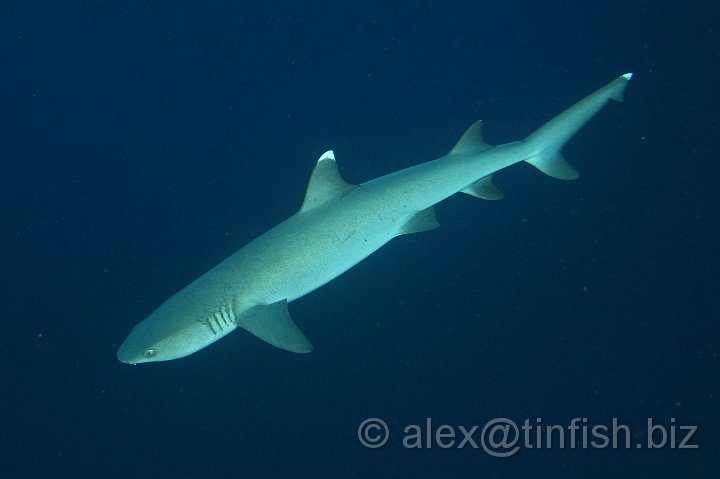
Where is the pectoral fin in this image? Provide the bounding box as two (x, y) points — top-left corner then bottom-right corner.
(238, 300), (313, 353)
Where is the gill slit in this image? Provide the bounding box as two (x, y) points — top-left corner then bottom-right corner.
(199, 302), (238, 336)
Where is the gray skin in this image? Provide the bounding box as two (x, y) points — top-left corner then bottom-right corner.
(117, 73), (632, 364)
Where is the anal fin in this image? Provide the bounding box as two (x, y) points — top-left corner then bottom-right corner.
(525, 152), (579, 180)
(461, 175), (504, 200)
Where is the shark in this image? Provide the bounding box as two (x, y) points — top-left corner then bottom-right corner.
(117, 73), (633, 364)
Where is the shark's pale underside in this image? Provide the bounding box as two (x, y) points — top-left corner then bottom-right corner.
(117, 73), (633, 364)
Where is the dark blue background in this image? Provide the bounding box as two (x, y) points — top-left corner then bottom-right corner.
(1, 1), (717, 477)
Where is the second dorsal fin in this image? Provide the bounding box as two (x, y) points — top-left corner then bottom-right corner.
(300, 150), (357, 212)
(449, 120), (493, 155)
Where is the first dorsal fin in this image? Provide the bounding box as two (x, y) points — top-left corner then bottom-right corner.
(300, 150), (357, 212)
(449, 120), (494, 155)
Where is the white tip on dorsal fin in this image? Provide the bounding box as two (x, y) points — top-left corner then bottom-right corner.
(449, 120), (494, 156)
(300, 150), (357, 212)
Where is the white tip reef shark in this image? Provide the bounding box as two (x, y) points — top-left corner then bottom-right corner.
(117, 73), (633, 364)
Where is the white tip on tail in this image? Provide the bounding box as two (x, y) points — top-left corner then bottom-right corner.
(523, 73), (634, 181)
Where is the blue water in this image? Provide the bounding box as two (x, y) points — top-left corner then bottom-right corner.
(1, 1), (717, 477)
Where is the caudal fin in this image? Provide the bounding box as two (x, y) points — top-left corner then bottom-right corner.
(524, 73), (633, 180)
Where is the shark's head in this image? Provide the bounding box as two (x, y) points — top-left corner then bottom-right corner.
(117, 307), (222, 364)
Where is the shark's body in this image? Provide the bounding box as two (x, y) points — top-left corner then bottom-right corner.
(117, 73), (632, 364)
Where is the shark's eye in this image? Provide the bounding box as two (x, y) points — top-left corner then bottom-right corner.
(143, 348), (156, 358)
